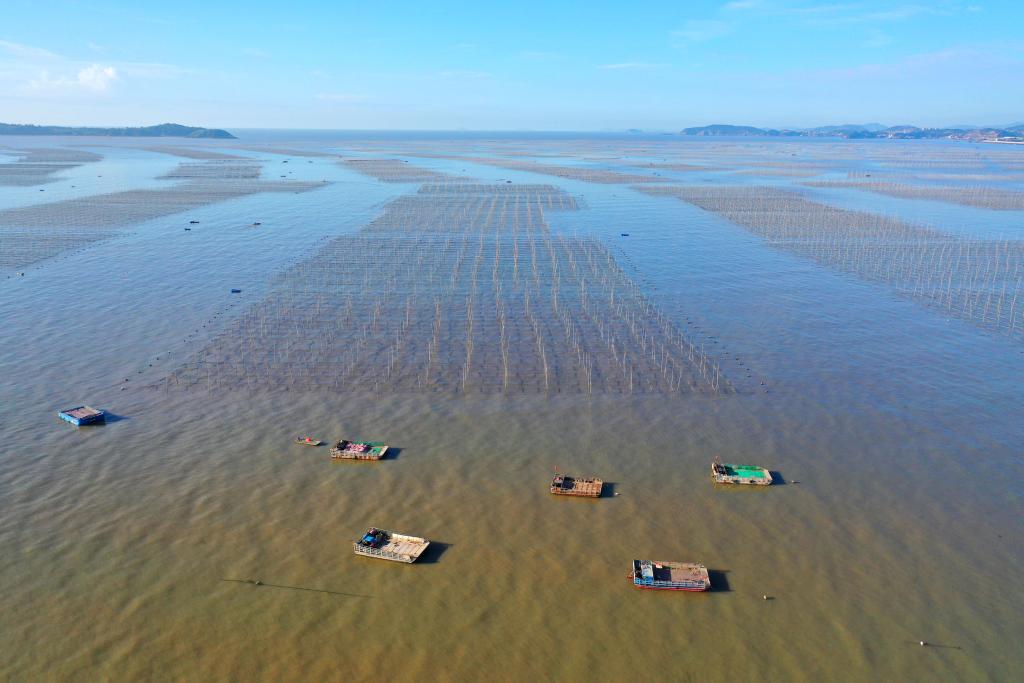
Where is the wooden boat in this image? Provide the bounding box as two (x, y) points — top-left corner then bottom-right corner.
(631, 560), (710, 591)
(294, 437), (322, 446)
(550, 474), (603, 497)
(331, 439), (388, 460)
(57, 406), (105, 426)
(711, 458), (772, 485)
(353, 528), (429, 563)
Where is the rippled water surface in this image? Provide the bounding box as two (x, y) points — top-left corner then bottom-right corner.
(1, 134), (1022, 681)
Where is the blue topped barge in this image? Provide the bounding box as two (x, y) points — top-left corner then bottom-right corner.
(58, 406), (105, 426)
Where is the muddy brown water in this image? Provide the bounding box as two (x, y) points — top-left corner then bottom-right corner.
(1, 135), (1021, 681)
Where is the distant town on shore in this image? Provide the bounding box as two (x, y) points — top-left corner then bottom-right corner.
(679, 122), (1024, 142)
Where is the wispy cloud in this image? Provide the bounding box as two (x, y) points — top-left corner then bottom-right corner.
(722, 0), (762, 10)
(29, 64), (118, 93)
(0, 39), (59, 60)
(315, 92), (368, 103)
(438, 69), (492, 80)
(672, 20), (732, 44)
(864, 29), (893, 48)
(519, 51), (563, 61)
(802, 45), (1024, 81)
(599, 62), (667, 70)
(791, 2), (962, 25)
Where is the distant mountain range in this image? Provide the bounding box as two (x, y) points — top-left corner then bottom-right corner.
(680, 123), (1024, 141)
(0, 123), (236, 139)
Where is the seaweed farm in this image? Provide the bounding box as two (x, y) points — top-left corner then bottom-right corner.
(341, 158), (451, 182)
(426, 155), (665, 184)
(0, 147), (102, 186)
(637, 184), (1024, 340)
(0, 157), (325, 272)
(166, 181), (726, 394)
(804, 180), (1024, 210)
(1, 135), (1022, 683)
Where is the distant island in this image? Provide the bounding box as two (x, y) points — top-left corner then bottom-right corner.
(0, 122), (236, 139)
(680, 123), (1024, 142)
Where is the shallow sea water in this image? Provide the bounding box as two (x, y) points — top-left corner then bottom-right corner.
(0, 134), (1022, 682)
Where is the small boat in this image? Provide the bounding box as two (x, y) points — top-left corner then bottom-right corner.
(58, 406), (106, 426)
(550, 474), (603, 497)
(331, 439), (388, 460)
(711, 458), (772, 485)
(189, 220), (200, 224)
(294, 437), (322, 446)
(353, 528), (429, 563)
(230, 288), (242, 294)
(631, 560), (710, 591)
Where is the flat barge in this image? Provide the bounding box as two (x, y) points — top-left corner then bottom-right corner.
(550, 474), (603, 497)
(632, 560), (710, 591)
(331, 440), (388, 460)
(353, 528), (429, 563)
(711, 459), (772, 485)
(57, 406), (105, 426)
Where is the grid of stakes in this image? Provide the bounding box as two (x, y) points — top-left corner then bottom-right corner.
(0, 148), (103, 187)
(342, 159), (450, 183)
(0, 157), (324, 271)
(639, 185), (1024, 340)
(804, 180), (1024, 210)
(166, 182), (728, 394)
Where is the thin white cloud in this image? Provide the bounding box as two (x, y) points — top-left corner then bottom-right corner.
(519, 51), (562, 60)
(0, 39), (59, 60)
(315, 93), (368, 103)
(864, 29), (893, 48)
(438, 69), (492, 79)
(28, 64), (118, 93)
(672, 20), (732, 44)
(599, 62), (667, 70)
(722, 0), (762, 10)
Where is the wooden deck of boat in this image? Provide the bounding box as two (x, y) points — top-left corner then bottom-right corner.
(382, 537), (426, 557)
(65, 406), (103, 420)
(551, 474), (603, 497)
(659, 562), (709, 584)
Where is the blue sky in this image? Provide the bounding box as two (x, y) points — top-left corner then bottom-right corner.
(1, 0), (1021, 130)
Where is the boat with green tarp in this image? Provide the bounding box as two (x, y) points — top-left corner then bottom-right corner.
(711, 458), (772, 485)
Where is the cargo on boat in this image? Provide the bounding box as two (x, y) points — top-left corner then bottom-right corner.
(631, 560), (710, 591)
(330, 439), (388, 460)
(711, 458), (772, 485)
(353, 528), (429, 563)
(550, 474), (603, 497)
(57, 406), (105, 426)
(294, 436), (322, 446)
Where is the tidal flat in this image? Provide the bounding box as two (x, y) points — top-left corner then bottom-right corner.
(0, 133), (1021, 681)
